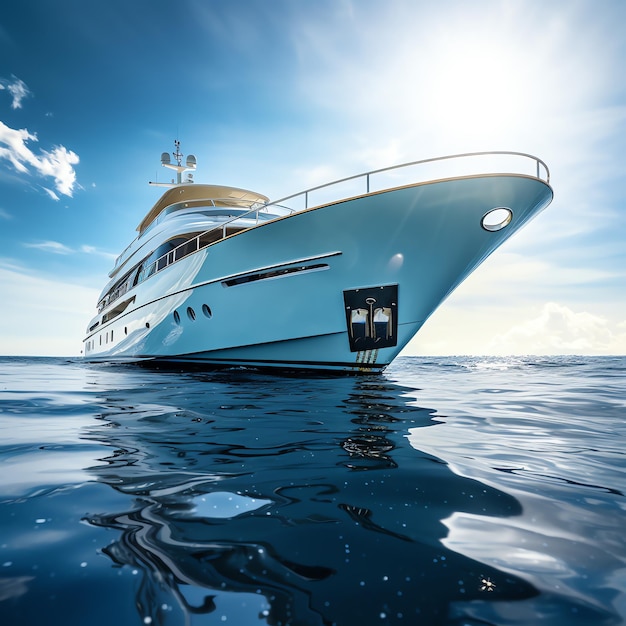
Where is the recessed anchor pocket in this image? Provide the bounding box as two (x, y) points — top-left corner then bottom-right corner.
(343, 285), (398, 352)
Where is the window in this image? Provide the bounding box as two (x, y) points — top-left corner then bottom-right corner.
(482, 207), (513, 232)
(222, 263), (328, 288)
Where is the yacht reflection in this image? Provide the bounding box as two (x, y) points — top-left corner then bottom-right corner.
(83, 368), (537, 625)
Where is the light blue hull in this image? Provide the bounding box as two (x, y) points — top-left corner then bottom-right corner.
(83, 174), (552, 372)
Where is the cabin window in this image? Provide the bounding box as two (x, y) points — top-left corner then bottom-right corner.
(173, 310), (181, 325)
(187, 307), (196, 321)
(134, 233), (204, 287)
(202, 304), (212, 318)
(99, 265), (142, 312)
(145, 234), (201, 269)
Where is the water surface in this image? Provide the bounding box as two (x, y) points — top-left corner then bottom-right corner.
(1, 356), (624, 625)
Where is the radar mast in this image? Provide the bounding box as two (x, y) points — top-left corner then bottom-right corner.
(149, 140), (197, 187)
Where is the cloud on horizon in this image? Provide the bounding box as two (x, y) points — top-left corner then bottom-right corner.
(487, 302), (626, 355)
(0, 261), (98, 356)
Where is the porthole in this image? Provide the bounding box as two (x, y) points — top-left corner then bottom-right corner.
(187, 307), (196, 321)
(173, 310), (181, 325)
(202, 304), (212, 318)
(482, 207), (513, 232)
(146, 322), (150, 329)
(124, 326), (128, 335)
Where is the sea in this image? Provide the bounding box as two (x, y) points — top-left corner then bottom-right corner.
(0, 355), (625, 626)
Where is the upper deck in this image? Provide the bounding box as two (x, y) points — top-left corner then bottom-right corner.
(137, 184), (270, 234)
(108, 184), (270, 279)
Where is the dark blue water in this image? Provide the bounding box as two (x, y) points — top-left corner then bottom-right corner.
(1, 356), (624, 625)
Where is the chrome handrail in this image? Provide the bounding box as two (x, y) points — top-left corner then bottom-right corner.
(265, 150), (550, 211)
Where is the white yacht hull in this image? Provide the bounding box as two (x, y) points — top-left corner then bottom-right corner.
(83, 173), (552, 372)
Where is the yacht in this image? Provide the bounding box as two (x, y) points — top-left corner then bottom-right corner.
(83, 143), (553, 372)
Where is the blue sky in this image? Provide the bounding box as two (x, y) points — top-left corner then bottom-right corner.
(1, 0), (625, 356)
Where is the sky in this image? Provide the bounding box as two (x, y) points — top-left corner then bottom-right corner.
(1, 0), (625, 357)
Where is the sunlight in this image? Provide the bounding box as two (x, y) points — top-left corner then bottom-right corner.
(423, 39), (531, 144)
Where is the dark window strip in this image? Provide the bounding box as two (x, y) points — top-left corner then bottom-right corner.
(222, 263), (328, 288)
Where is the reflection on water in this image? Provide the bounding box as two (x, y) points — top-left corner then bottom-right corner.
(79, 367), (536, 625)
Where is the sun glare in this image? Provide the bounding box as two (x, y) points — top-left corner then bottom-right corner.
(425, 40), (530, 144)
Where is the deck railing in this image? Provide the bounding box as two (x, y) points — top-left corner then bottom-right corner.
(264, 150), (550, 213)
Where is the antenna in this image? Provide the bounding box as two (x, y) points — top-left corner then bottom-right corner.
(173, 140), (183, 167)
(149, 140), (198, 188)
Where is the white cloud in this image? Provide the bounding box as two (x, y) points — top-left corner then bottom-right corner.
(36, 144), (79, 196)
(0, 76), (31, 109)
(23, 240), (73, 255)
(0, 76), (79, 198)
(42, 187), (60, 201)
(79, 244), (116, 260)
(404, 301), (626, 357)
(487, 303), (626, 355)
(23, 240), (116, 260)
(0, 121), (80, 197)
(0, 122), (35, 173)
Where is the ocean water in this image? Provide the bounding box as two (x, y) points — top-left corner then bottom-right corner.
(0, 356), (625, 626)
